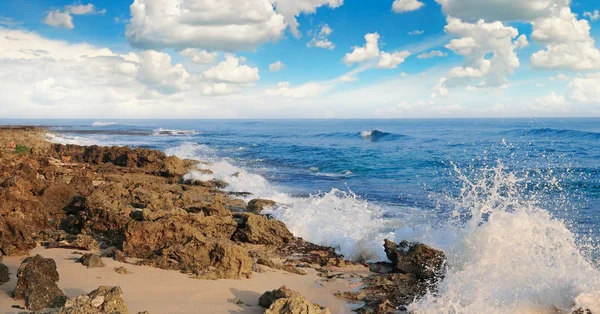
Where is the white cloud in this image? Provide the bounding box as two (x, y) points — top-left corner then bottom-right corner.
(409, 29), (424, 35)
(377, 51), (411, 69)
(271, 0), (343, 38)
(265, 81), (332, 98)
(429, 103), (466, 115)
(269, 60), (285, 72)
(340, 75), (358, 82)
(514, 34), (529, 49)
(584, 10), (600, 22)
(435, 17), (520, 96)
(566, 73), (600, 104)
(179, 48), (218, 64)
(392, 0), (425, 13)
(307, 24), (335, 49)
(0, 17), (20, 27)
(417, 50), (448, 59)
(343, 33), (381, 65)
(138, 50), (190, 95)
(203, 55), (259, 84)
(43, 3), (105, 29)
(203, 83), (241, 96)
(531, 7), (600, 70)
(434, 0), (569, 22)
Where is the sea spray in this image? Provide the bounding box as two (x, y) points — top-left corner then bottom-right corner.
(403, 163), (600, 314)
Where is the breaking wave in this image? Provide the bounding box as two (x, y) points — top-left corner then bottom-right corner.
(91, 121), (118, 127)
(152, 128), (199, 137)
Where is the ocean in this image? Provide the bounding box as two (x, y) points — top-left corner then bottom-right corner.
(3, 118), (600, 313)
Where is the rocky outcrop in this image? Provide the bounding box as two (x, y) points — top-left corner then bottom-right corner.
(338, 240), (446, 313)
(232, 213), (294, 245)
(383, 239), (445, 280)
(13, 254), (67, 311)
(32, 286), (130, 314)
(261, 286), (330, 314)
(0, 261), (9, 283)
(247, 199), (276, 214)
(78, 253), (105, 268)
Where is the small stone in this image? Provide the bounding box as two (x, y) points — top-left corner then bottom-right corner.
(0, 262), (9, 283)
(91, 295), (105, 307)
(78, 254), (105, 268)
(114, 266), (131, 274)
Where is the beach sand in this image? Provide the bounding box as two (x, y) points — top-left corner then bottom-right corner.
(1, 247), (366, 314)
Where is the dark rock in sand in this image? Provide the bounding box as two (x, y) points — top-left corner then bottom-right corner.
(0, 261), (9, 283)
(44, 286), (129, 314)
(114, 266), (131, 274)
(247, 199), (276, 214)
(13, 254), (67, 311)
(78, 253), (105, 268)
(232, 213), (294, 245)
(260, 286), (330, 314)
(383, 239), (445, 280)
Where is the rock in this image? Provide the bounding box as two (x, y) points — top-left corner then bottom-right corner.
(71, 234), (100, 251)
(232, 213), (294, 245)
(0, 262), (9, 283)
(13, 254), (67, 311)
(260, 287), (331, 314)
(383, 239), (445, 280)
(114, 267), (131, 275)
(78, 254), (105, 268)
(259, 286), (302, 308)
(247, 199), (276, 214)
(58, 286), (128, 314)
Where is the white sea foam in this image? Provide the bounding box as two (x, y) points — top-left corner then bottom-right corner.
(152, 128), (198, 137)
(168, 141), (600, 313)
(91, 122), (117, 127)
(360, 130), (375, 138)
(45, 133), (100, 146)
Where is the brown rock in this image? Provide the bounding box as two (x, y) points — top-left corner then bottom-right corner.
(259, 286), (301, 308)
(232, 213), (294, 245)
(247, 199), (276, 214)
(13, 254), (67, 311)
(114, 266), (131, 275)
(383, 239), (445, 280)
(58, 286), (128, 314)
(261, 287), (331, 314)
(71, 234), (100, 251)
(78, 254), (105, 268)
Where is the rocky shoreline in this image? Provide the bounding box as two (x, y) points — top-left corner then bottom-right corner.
(0, 127), (448, 314)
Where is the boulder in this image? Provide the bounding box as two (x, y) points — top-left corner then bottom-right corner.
(13, 254), (67, 311)
(383, 239), (445, 280)
(259, 286), (301, 308)
(0, 261), (9, 283)
(232, 213), (294, 245)
(78, 254), (105, 268)
(247, 199), (276, 214)
(260, 287), (330, 314)
(58, 286), (128, 314)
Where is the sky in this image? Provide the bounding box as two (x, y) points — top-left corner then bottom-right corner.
(1, 0), (600, 119)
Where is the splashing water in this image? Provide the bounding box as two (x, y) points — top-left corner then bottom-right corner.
(403, 162), (600, 314)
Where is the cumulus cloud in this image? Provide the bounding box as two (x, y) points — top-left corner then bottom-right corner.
(203, 55), (259, 84)
(126, 0), (343, 51)
(343, 33), (381, 65)
(179, 48), (218, 64)
(269, 60), (285, 72)
(530, 7), (600, 70)
(138, 50), (190, 95)
(377, 51), (411, 69)
(392, 0), (424, 13)
(265, 81), (332, 98)
(307, 24), (335, 49)
(433, 0), (569, 22)
(417, 50), (448, 59)
(43, 3), (105, 29)
(530, 92), (569, 112)
(514, 34), (529, 49)
(435, 17), (520, 96)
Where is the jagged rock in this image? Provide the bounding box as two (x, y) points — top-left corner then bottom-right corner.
(72, 234), (100, 251)
(261, 287), (331, 314)
(78, 254), (105, 268)
(232, 213), (294, 245)
(13, 254), (67, 311)
(247, 199), (276, 214)
(259, 286), (302, 308)
(383, 239), (445, 280)
(57, 286), (128, 314)
(0, 261), (9, 283)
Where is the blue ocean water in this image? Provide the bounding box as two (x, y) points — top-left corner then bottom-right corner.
(4, 118), (600, 312)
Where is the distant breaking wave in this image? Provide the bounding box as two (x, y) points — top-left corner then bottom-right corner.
(152, 128), (199, 137)
(91, 122), (118, 127)
(313, 130), (408, 141)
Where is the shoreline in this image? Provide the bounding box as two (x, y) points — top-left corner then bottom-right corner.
(0, 126), (376, 313)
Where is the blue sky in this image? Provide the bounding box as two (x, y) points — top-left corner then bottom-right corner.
(0, 0), (600, 118)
